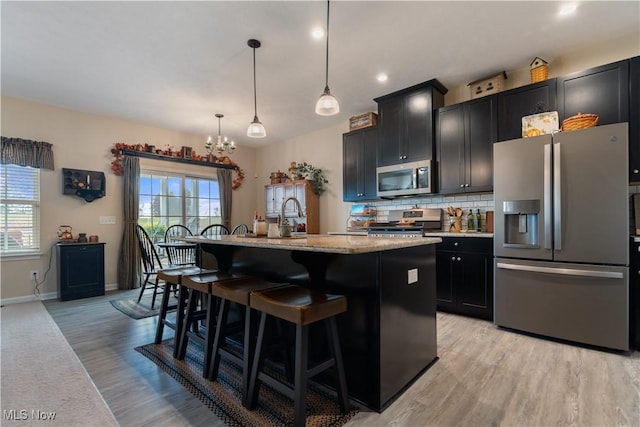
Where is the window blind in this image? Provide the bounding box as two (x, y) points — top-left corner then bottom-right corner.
(0, 164), (40, 253)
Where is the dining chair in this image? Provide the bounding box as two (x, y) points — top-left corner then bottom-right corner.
(164, 225), (195, 265)
(200, 224), (230, 238)
(231, 224), (249, 235)
(135, 225), (170, 309)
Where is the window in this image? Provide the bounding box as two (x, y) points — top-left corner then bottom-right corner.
(138, 170), (221, 241)
(0, 164), (40, 254)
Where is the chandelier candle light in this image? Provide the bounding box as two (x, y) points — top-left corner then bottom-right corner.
(315, 0), (339, 116)
(206, 113), (236, 155)
(247, 39), (267, 138)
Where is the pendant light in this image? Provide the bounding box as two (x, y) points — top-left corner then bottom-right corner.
(247, 39), (267, 138)
(205, 113), (236, 155)
(315, 0), (339, 116)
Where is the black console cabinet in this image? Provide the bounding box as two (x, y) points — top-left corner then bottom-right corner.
(57, 242), (105, 301)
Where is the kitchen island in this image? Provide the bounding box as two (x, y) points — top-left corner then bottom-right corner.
(182, 234), (441, 412)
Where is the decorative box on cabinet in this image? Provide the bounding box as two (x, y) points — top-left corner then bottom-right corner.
(375, 79), (447, 167)
(629, 56), (639, 182)
(497, 78), (556, 142)
(435, 237), (493, 320)
(436, 95), (497, 194)
(343, 126), (378, 201)
(264, 181), (319, 233)
(57, 242), (105, 301)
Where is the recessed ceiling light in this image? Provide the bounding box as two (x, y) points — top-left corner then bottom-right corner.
(376, 73), (388, 83)
(558, 3), (577, 17)
(311, 27), (324, 40)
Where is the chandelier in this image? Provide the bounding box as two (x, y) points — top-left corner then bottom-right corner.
(205, 113), (236, 155)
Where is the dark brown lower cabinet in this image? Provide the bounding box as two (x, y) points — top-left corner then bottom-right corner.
(631, 238), (640, 350)
(436, 237), (493, 320)
(57, 242), (105, 301)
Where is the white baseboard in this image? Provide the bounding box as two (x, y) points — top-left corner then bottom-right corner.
(1, 283), (119, 306)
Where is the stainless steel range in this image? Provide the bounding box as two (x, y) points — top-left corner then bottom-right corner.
(367, 208), (442, 237)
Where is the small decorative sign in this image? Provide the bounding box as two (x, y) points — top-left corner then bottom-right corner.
(522, 111), (559, 138)
(349, 112), (377, 131)
(181, 146), (192, 159)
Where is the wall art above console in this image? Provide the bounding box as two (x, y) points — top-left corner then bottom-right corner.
(62, 168), (105, 202)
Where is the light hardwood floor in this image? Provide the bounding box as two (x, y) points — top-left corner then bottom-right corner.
(44, 290), (640, 427)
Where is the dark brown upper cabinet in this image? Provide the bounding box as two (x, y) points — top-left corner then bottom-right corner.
(437, 95), (497, 194)
(375, 79), (447, 167)
(497, 79), (557, 142)
(628, 56), (639, 183)
(343, 126), (379, 202)
(556, 59), (629, 126)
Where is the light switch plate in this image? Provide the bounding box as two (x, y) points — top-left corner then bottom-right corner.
(407, 268), (418, 284)
(100, 215), (116, 225)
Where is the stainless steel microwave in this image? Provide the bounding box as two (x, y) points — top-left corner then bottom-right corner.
(376, 160), (432, 197)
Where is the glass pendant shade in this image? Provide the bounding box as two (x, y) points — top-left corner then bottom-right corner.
(247, 116), (267, 138)
(316, 0), (339, 116)
(247, 39), (267, 138)
(315, 87), (340, 116)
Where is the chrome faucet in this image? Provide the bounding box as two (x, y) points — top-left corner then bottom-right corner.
(279, 196), (305, 226)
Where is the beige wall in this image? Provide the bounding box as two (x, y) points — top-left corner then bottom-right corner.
(255, 123), (353, 234)
(0, 96), (257, 302)
(445, 33), (639, 105)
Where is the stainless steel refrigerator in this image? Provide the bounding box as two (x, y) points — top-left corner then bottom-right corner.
(493, 123), (629, 350)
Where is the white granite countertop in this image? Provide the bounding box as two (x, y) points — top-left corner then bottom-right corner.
(181, 234), (442, 255)
(425, 231), (494, 238)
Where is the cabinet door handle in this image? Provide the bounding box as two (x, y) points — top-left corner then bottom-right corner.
(634, 169), (639, 174)
(460, 184), (464, 188)
(457, 257), (461, 261)
(451, 256), (456, 261)
(454, 242), (459, 246)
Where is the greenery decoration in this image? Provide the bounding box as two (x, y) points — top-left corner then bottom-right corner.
(294, 162), (328, 195)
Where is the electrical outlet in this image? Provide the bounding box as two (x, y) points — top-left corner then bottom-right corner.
(30, 270), (39, 281)
(407, 268), (418, 285)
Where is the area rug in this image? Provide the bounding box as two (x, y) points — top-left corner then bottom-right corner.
(110, 293), (172, 319)
(135, 339), (359, 427)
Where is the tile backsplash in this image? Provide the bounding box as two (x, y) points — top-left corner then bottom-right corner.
(362, 185), (640, 234)
(365, 192), (495, 232)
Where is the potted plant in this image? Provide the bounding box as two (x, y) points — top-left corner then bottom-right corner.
(294, 162), (328, 195)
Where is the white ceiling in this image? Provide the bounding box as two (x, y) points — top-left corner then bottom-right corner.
(2, 1), (639, 149)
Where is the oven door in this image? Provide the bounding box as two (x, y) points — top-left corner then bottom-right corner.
(377, 160), (431, 197)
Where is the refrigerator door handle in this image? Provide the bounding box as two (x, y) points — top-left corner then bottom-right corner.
(553, 143), (562, 251)
(544, 143), (552, 249)
(496, 262), (624, 279)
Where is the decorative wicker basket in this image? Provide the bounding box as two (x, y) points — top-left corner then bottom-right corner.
(530, 65), (549, 83)
(561, 113), (599, 131)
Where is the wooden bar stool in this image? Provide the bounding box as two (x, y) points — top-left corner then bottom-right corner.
(177, 271), (254, 377)
(207, 277), (288, 406)
(247, 285), (350, 427)
(155, 266), (210, 346)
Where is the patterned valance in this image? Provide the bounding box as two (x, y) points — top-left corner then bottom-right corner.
(0, 137), (55, 170)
